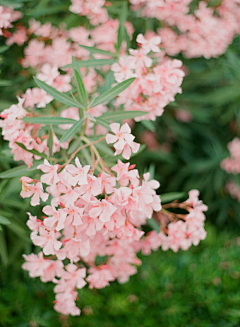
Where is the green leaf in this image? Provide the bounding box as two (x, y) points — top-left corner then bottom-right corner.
(0, 231), (8, 266)
(22, 116), (77, 125)
(141, 120), (156, 132)
(79, 45), (117, 57)
(99, 71), (115, 94)
(160, 192), (186, 204)
(85, 111), (96, 122)
(95, 117), (111, 130)
(0, 215), (10, 225)
(60, 118), (84, 143)
(34, 77), (85, 109)
(15, 142), (47, 159)
(100, 110), (147, 121)
(48, 126), (53, 157)
(0, 161), (43, 179)
(72, 57), (88, 106)
(91, 78), (136, 107)
(117, 2), (128, 51)
(147, 218), (160, 232)
(0, 80), (12, 87)
(64, 59), (115, 69)
(0, 46), (9, 54)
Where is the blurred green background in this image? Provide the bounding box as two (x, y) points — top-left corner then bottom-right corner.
(0, 0), (240, 326)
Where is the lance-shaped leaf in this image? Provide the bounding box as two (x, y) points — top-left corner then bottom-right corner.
(0, 161), (43, 179)
(91, 78), (136, 107)
(22, 117), (77, 125)
(15, 142), (47, 159)
(100, 110), (147, 121)
(117, 1), (128, 51)
(72, 57), (88, 106)
(60, 118), (84, 143)
(160, 192), (186, 204)
(64, 59), (115, 69)
(0, 215), (10, 225)
(34, 77), (85, 109)
(48, 126), (53, 157)
(79, 45), (117, 57)
(84, 111), (96, 122)
(95, 117), (111, 130)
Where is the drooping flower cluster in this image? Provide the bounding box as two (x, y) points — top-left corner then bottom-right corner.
(111, 33), (185, 121)
(221, 138), (240, 174)
(130, 0), (240, 58)
(21, 158), (161, 315)
(140, 189), (208, 254)
(0, 97), (68, 167)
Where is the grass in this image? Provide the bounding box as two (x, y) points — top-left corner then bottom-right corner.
(1, 224), (240, 327)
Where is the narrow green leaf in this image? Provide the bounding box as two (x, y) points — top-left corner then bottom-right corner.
(15, 142), (47, 159)
(141, 120), (156, 132)
(0, 45), (9, 54)
(64, 59), (115, 69)
(0, 80), (12, 87)
(74, 68), (88, 106)
(0, 231), (8, 266)
(99, 71), (115, 94)
(147, 218), (160, 232)
(60, 118), (84, 143)
(22, 116), (77, 125)
(85, 111), (96, 122)
(79, 45), (116, 57)
(0, 161), (43, 179)
(91, 78), (136, 107)
(95, 117), (111, 130)
(34, 77), (85, 109)
(100, 110), (147, 121)
(0, 215), (10, 225)
(117, 2), (128, 51)
(48, 126), (53, 157)
(160, 192), (186, 204)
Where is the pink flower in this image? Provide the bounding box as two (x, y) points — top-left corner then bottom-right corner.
(66, 157), (90, 186)
(36, 63), (59, 85)
(106, 123), (140, 160)
(111, 55), (136, 83)
(136, 33), (161, 53)
(89, 199), (117, 223)
(38, 159), (60, 185)
(43, 205), (68, 231)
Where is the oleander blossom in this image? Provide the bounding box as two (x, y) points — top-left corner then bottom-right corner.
(221, 138), (240, 174)
(21, 158), (207, 316)
(111, 33), (185, 121)
(106, 123), (140, 159)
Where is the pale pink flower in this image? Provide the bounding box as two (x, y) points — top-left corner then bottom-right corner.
(38, 159), (60, 185)
(136, 33), (161, 53)
(36, 63), (59, 85)
(66, 157), (90, 186)
(89, 199), (117, 223)
(106, 123), (140, 160)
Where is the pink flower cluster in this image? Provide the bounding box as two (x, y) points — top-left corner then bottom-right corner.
(221, 138), (240, 174)
(69, 0), (108, 26)
(112, 33), (184, 121)
(0, 5), (22, 35)
(130, 0), (240, 58)
(140, 190), (207, 254)
(21, 158), (161, 315)
(0, 97), (68, 167)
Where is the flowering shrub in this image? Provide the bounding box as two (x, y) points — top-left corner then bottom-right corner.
(1, 0), (240, 320)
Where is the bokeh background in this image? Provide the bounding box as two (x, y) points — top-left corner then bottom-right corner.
(0, 0), (240, 326)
